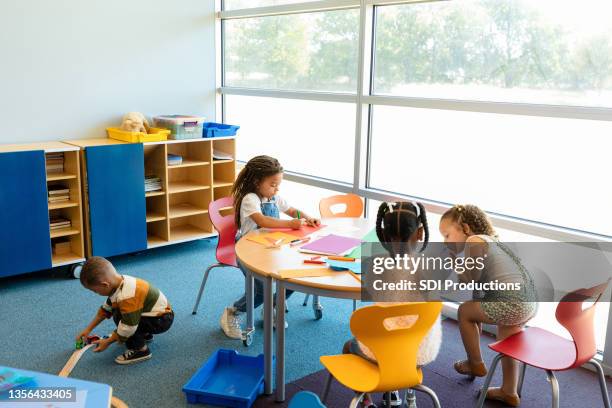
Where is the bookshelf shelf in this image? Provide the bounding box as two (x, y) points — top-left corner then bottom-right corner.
(146, 212), (166, 223)
(169, 203), (208, 219)
(47, 172), (77, 182)
(168, 159), (210, 168)
(48, 201), (79, 210)
(49, 227), (80, 239)
(146, 191), (165, 198)
(168, 182), (210, 194)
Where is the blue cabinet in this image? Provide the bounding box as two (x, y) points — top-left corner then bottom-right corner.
(86, 144), (147, 257)
(0, 151), (52, 277)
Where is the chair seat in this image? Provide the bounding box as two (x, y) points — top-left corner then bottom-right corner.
(217, 245), (237, 267)
(320, 354), (380, 393)
(489, 327), (577, 371)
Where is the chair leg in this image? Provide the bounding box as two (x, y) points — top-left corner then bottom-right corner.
(546, 370), (559, 408)
(413, 384), (441, 408)
(589, 358), (611, 408)
(475, 353), (504, 408)
(192, 264), (219, 314)
(517, 362), (527, 397)
(322, 373), (333, 403)
(303, 293), (310, 306)
(349, 393), (365, 408)
(353, 299), (357, 311)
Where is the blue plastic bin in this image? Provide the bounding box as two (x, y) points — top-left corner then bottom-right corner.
(203, 122), (240, 138)
(183, 349), (265, 408)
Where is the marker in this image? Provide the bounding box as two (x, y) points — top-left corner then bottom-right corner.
(289, 237), (311, 247)
(297, 210), (301, 219)
(304, 259), (326, 265)
(327, 256), (356, 262)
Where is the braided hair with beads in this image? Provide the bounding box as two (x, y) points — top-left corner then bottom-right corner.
(375, 201), (429, 255)
(441, 204), (497, 237)
(232, 155), (283, 229)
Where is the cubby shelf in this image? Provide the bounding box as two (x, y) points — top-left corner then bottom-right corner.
(146, 191), (165, 198)
(47, 172), (77, 182)
(168, 182), (210, 194)
(213, 181), (233, 188)
(52, 253), (85, 267)
(146, 212), (166, 223)
(168, 159), (210, 168)
(169, 203), (208, 219)
(48, 201), (79, 210)
(213, 159), (234, 164)
(50, 228), (80, 239)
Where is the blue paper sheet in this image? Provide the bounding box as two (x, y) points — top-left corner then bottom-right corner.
(326, 259), (362, 274)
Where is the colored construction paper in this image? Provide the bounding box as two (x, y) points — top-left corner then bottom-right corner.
(264, 224), (326, 238)
(346, 228), (379, 259)
(299, 234), (362, 256)
(327, 259), (362, 274)
(245, 231), (296, 246)
(277, 268), (338, 279)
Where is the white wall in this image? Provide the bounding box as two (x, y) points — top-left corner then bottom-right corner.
(0, 1), (216, 143)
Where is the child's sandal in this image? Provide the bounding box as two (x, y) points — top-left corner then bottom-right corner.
(453, 359), (488, 377)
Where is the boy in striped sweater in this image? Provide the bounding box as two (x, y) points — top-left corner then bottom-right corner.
(76, 257), (174, 365)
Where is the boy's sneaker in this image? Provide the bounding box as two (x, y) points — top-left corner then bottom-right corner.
(220, 307), (243, 339)
(260, 307), (288, 329)
(115, 347), (152, 365)
(380, 391), (402, 408)
(144, 333), (153, 343)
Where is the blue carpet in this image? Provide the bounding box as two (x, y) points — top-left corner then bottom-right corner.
(0, 238), (355, 408)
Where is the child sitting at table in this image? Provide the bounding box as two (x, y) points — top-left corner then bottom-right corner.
(76, 257), (174, 365)
(343, 201), (442, 408)
(220, 155), (321, 340)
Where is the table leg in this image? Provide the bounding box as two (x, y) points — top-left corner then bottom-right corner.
(245, 271), (254, 334)
(276, 281), (286, 402)
(263, 276), (273, 395)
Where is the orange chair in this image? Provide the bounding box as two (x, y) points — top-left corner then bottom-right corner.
(476, 280), (611, 408)
(320, 302), (442, 408)
(303, 194), (365, 314)
(319, 193), (364, 218)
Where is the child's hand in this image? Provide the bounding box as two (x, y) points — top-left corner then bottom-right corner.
(75, 329), (90, 342)
(92, 338), (112, 352)
(305, 218), (320, 227)
(289, 218), (305, 229)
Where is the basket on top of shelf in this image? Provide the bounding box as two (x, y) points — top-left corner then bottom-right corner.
(106, 127), (170, 143)
(154, 115), (206, 140)
(203, 122), (240, 138)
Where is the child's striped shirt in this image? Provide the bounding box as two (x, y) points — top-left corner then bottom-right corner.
(100, 275), (172, 342)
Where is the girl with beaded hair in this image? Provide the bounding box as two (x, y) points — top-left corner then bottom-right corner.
(439, 204), (536, 407)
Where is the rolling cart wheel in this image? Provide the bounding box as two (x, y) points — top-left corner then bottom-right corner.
(314, 308), (323, 321)
(70, 263), (84, 279)
(242, 332), (253, 347)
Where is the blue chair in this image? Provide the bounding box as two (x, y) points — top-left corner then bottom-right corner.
(289, 391), (326, 408)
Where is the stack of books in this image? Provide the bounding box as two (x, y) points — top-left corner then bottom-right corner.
(167, 154), (183, 166)
(213, 149), (232, 161)
(145, 175), (162, 192)
(46, 153), (64, 174)
(48, 186), (70, 204)
(50, 217), (71, 231)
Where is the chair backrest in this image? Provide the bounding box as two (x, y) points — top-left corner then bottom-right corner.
(288, 391), (326, 408)
(350, 302), (442, 391)
(319, 194), (364, 218)
(209, 196), (238, 267)
(555, 279), (610, 368)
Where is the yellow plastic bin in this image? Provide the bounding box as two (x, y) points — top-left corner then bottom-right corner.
(106, 127), (170, 143)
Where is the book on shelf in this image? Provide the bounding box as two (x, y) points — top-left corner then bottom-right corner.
(48, 196), (70, 203)
(49, 217), (72, 230)
(145, 175), (162, 192)
(46, 153), (65, 173)
(48, 188), (70, 195)
(212, 149), (233, 161)
(167, 154), (183, 166)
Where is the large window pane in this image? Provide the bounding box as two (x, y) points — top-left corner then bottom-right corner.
(374, 0), (612, 107)
(224, 10), (359, 92)
(369, 105), (612, 237)
(224, 0), (321, 9)
(226, 95), (355, 182)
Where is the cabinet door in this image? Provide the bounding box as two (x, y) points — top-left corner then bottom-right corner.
(0, 151), (52, 277)
(86, 144), (147, 257)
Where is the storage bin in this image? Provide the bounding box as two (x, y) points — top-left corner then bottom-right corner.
(154, 115), (206, 140)
(183, 349), (265, 408)
(106, 127), (170, 143)
(203, 122), (240, 138)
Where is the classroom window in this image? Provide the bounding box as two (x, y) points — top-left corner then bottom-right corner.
(224, 0), (322, 10)
(368, 105), (612, 237)
(374, 0), (612, 107)
(224, 10), (359, 92)
(225, 95), (355, 183)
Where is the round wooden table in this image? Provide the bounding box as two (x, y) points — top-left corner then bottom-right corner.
(235, 217), (373, 401)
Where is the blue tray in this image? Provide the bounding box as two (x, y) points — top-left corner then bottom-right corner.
(183, 349), (265, 408)
(203, 122), (240, 138)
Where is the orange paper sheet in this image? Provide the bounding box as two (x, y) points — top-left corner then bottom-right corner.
(264, 224), (326, 238)
(277, 268), (338, 279)
(245, 231), (297, 246)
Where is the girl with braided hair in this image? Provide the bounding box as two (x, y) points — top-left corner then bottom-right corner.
(440, 204), (536, 407)
(342, 201), (442, 408)
(220, 155), (321, 340)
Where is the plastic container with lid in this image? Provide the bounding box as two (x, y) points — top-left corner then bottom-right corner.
(153, 115), (206, 140)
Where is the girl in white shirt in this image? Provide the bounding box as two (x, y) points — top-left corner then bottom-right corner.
(220, 155), (320, 339)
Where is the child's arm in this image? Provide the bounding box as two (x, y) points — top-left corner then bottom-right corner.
(457, 236), (488, 282)
(250, 212), (304, 229)
(284, 207), (321, 227)
(75, 307), (108, 341)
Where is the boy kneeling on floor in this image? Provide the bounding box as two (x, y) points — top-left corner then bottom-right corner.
(76, 256), (174, 365)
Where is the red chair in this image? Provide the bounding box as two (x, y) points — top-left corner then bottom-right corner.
(476, 280), (611, 408)
(192, 197), (238, 315)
